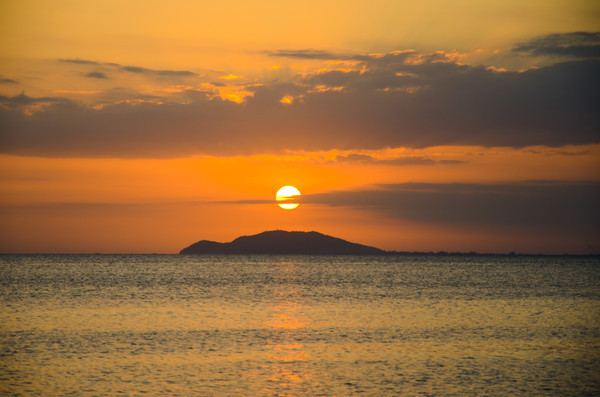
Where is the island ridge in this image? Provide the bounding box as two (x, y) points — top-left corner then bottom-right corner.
(180, 230), (386, 255)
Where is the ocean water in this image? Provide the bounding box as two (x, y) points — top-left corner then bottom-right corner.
(0, 254), (599, 396)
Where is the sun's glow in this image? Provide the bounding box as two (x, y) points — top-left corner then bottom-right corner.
(280, 95), (294, 104)
(276, 186), (301, 210)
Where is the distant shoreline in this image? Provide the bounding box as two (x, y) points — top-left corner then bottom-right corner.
(0, 251), (600, 259)
(1, 252), (599, 258)
(2, 230), (598, 258)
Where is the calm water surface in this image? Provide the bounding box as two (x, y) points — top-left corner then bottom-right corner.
(1, 254), (599, 396)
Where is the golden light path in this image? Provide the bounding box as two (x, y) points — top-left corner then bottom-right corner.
(276, 186), (301, 210)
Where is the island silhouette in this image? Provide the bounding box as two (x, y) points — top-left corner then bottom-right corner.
(179, 230), (598, 256)
(180, 230), (386, 255)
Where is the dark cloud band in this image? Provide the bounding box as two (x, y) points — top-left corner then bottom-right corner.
(304, 181), (600, 231)
(512, 31), (600, 58)
(1, 41), (598, 157)
(58, 58), (197, 77)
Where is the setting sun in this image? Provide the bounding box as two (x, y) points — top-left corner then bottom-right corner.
(276, 186), (301, 210)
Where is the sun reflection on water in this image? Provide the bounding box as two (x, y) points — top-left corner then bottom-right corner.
(266, 301), (309, 330)
(260, 260), (316, 396)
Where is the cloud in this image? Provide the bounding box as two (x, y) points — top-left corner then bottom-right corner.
(85, 72), (108, 79)
(1, 43), (599, 157)
(58, 58), (198, 77)
(524, 148), (590, 156)
(121, 66), (149, 73)
(58, 58), (101, 65)
(0, 78), (19, 85)
(303, 181), (600, 232)
(335, 153), (463, 165)
(0, 93), (78, 117)
(121, 66), (197, 77)
(212, 199), (274, 205)
(267, 49), (345, 60)
(512, 31), (600, 58)
(0, 92), (75, 108)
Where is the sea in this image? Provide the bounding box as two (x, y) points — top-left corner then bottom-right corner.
(0, 254), (599, 396)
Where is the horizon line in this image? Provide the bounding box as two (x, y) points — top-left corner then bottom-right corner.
(1, 251), (598, 257)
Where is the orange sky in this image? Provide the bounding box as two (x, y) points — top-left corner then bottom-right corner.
(1, 1), (599, 253)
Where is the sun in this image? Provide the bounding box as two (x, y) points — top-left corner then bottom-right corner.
(276, 186), (301, 210)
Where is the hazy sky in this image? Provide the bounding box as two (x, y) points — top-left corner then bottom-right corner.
(1, 0), (599, 253)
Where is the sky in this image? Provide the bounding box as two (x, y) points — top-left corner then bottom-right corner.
(0, 0), (599, 254)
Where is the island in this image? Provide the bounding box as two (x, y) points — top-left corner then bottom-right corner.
(180, 230), (386, 255)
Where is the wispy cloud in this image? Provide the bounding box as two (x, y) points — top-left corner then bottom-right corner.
(512, 31), (600, 58)
(304, 181), (600, 231)
(58, 58), (198, 77)
(267, 49), (346, 60)
(58, 58), (102, 65)
(335, 153), (464, 165)
(84, 72), (108, 79)
(0, 92), (75, 109)
(121, 66), (197, 77)
(0, 78), (19, 85)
